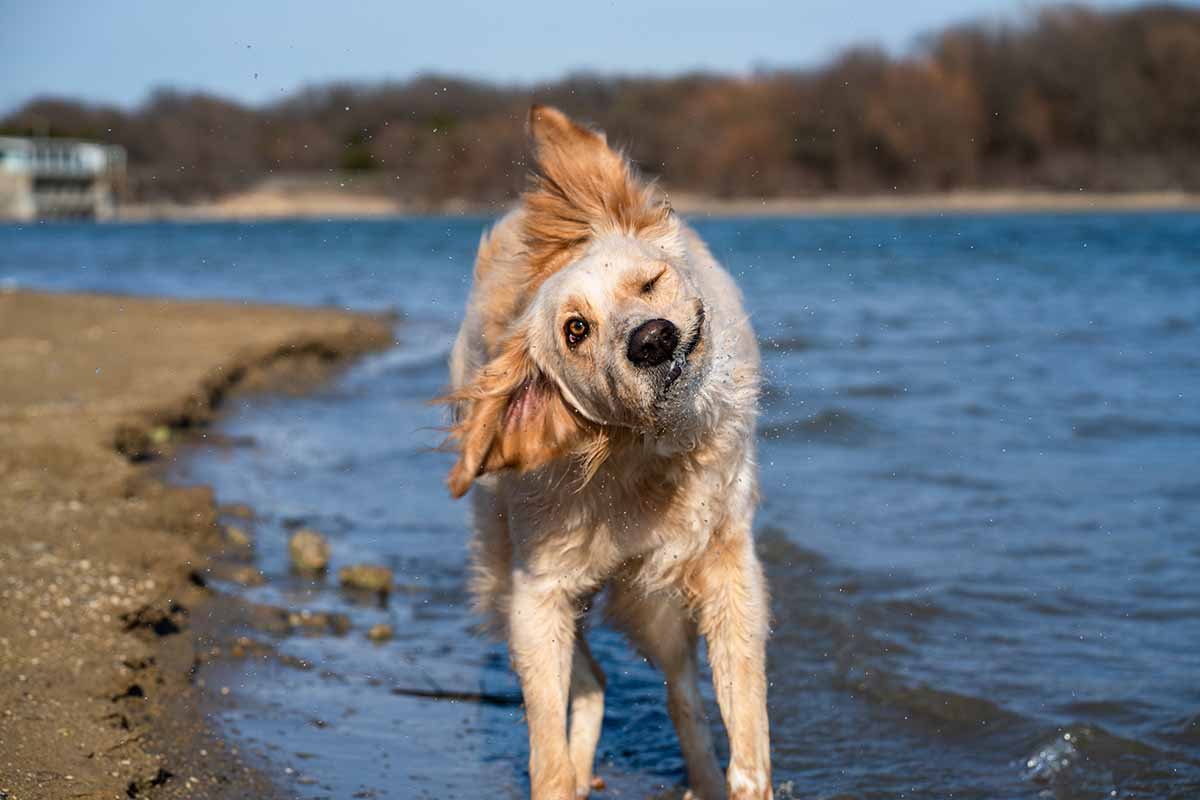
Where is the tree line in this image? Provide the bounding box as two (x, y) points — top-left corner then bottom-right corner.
(4, 3), (1198, 204)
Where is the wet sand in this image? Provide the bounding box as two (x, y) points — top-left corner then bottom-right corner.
(0, 290), (393, 799)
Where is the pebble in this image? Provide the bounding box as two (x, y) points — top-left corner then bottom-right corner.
(338, 564), (392, 593)
(367, 623), (393, 642)
(224, 525), (252, 549)
(288, 529), (330, 573)
(287, 609), (352, 636)
(224, 565), (266, 587)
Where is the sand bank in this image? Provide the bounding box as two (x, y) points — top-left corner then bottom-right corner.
(0, 290), (392, 799)
(667, 189), (1200, 217)
(116, 177), (1200, 222)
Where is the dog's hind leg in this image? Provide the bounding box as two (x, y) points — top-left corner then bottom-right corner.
(568, 628), (606, 797)
(609, 585), (725, 800)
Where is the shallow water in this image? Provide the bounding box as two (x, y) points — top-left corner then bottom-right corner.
(4, 213), (1199, 798)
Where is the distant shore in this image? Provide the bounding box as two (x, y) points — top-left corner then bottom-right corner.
(668, 190), (1200, 217)
(0, 290), (392, 799)
(116, 178), (1200, 223)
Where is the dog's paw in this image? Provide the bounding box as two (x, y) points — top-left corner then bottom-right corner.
(728, 789), (773, 800)
(575, 774), (606, 797)
(728, 764), (772, 800)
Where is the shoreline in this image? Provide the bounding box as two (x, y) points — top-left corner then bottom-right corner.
(112, 187), (1200, 223)
(668, 189), (1200, 217)
(0, 290), (393, 799)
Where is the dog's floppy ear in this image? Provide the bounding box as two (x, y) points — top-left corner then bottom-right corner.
(527, 104), (624, 188)
(523, 105), (672, 281)
(443, 335), (591, 499)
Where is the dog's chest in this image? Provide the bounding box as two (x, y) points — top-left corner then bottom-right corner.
(524, 455), (741, 586)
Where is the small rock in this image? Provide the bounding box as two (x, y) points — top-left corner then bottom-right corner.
(224, 525), (252, 549)
(289, 529), (330, 573)
(224, 565), (266, 587)
(367, 623), (393, 642)
(288, 609), (351, 637)
(338, 564), (392, 594)
(207, 560), (264, 586)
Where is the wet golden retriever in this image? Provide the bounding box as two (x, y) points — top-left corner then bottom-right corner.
(443, 106), (770, 800)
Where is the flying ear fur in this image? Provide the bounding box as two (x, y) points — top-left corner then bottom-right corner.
(522, 105), (674, 281)
(441, 336), (595, 498)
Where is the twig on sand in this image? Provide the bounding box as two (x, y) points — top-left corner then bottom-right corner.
(389, 685), (522, 707)
(95, 732), (145, 754)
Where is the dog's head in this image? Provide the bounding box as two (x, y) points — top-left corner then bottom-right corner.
(445, 106), (714, 498)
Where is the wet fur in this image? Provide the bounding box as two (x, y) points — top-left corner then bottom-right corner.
(442, 106), (772, 800)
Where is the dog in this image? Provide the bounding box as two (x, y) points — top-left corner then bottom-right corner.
(443, 105), (771, 800)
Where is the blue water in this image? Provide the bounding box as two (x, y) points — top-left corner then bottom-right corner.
(3, 212), (1199, 799)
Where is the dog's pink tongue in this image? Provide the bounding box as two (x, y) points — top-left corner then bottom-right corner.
(665, 358), (685, 387)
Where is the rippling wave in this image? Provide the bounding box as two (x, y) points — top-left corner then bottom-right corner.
(1071, 414), (1200, 440)
(759, 407), (876, 444)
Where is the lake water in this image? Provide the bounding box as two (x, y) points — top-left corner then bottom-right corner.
(3, 212), (1199, 799)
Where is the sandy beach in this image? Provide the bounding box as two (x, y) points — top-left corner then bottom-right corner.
(0, 290), (392, 799)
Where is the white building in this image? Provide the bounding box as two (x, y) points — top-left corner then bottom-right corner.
(0, 137), (126, 221)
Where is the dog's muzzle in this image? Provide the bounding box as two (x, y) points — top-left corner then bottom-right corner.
(627, 303), (705, 390)
(665, 303), (706, 388)
(627, 318), (679, 368)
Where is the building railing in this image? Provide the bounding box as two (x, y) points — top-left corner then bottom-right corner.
(0, 136), (126, 220)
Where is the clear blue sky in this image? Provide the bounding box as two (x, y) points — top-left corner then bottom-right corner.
(0, 0), (1162, 113)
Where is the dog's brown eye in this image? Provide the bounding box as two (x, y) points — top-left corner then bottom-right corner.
(564, 317), (589, 347)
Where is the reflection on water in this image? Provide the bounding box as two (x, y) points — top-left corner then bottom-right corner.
(5, 213), (1200, 797)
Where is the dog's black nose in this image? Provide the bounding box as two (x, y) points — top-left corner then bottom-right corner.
(627, 318), (679, 368)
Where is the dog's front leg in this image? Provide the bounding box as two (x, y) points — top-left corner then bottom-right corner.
(693, 531), (772, 800)
(510, 569), (578, 799)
